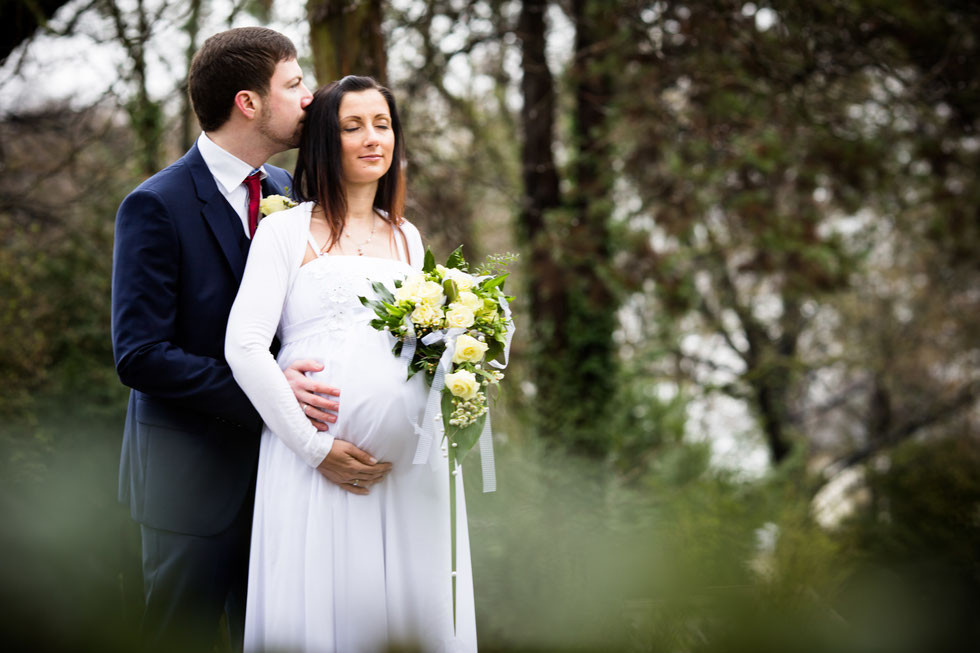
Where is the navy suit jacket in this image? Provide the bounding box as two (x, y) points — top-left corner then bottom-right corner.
(112, 143), (291, 536)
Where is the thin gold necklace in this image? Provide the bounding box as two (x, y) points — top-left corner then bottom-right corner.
(341, 212), (378, 256)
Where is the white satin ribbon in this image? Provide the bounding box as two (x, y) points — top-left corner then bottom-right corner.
(411, 328), (464, 466)
(397, 314), (417, 368)
(478, 412), (496, 492)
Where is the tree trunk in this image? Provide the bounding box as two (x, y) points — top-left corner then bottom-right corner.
(517, 0), (619, 456)
(563, 0), (619, 455)
(307, 0), (386, 84)
(516, 0), (563, 443)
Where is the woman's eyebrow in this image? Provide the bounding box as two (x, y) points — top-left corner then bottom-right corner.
(340, 113), (391, 121)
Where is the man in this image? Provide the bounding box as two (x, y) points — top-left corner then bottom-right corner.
(111, 27), (390, 650)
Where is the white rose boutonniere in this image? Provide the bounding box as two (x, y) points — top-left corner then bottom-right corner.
(259, 194), (298, 217)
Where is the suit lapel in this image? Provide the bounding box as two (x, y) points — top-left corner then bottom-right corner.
(186, 145), (247, 282)
(261, 175), (285, 198)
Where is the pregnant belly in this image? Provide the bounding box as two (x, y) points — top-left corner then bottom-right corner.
(305, 335), (429, 464)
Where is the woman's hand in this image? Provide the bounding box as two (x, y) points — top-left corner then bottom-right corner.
(316, 439), (393, 495)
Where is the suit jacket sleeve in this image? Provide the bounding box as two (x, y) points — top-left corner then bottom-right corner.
(111, 187), (260, 430)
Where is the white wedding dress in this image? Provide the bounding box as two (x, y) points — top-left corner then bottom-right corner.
(225, 203), (476, 652)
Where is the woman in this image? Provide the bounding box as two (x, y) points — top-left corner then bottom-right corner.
(225, 76), (477, 652)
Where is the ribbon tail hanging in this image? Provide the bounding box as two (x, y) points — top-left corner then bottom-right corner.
(478, 412), (496, 493)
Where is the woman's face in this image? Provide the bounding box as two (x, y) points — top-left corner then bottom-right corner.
(337, 89), (395, 187)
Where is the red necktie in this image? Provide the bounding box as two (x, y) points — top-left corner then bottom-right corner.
(244, 171), (262, 238)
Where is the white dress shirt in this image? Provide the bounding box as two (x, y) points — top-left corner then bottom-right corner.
(196, 132), (268, 239)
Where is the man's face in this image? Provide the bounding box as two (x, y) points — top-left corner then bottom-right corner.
(257, 58), (313, 151)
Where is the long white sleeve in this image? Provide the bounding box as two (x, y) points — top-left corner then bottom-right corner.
(225, 207), (334, 468)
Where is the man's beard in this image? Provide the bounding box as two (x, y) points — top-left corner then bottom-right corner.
(258, 106), (302, 149)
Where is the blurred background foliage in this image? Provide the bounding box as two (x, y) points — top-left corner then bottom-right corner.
(1, 0), (977, 650)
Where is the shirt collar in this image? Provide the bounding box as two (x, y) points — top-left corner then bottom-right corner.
(196, 132), (268, 194)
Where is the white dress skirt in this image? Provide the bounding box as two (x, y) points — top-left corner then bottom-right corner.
(225, 203), (476, 652)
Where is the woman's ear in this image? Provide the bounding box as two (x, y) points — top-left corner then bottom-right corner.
(233, 90), (261, 120)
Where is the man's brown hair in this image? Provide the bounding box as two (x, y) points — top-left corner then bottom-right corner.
(188, 27), (297, 132)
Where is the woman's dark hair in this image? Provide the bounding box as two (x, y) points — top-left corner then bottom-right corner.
(293, 75), (406, 250)
(188, 27), (297, 132)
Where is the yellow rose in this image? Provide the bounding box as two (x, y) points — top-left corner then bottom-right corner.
(259, 194), (297, 216)
(416, 280), (447, 305)
(445, 369), (479, 400)
(457, 291), (482, 311)
(445, 304), (476, 328)
(452, 333), (489, 364)
(410, 302), (443, 327)
(446, 268), (476, 291)
(395, 273), (425, 302)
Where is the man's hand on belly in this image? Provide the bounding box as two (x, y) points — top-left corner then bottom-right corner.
(284, 359), (339, 431)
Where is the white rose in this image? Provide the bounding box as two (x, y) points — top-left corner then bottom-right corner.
(410, 302), (443, 327)
(452, 333), (489, 364)
(445, 369), (479, 400)
(416, 280), (447, 305)
(395, 273), (425, 302)
(258, 194), (296, 216)
(445, 304), (476, 328)
(457, 291), (482, 311)
(444, 267), (475, 292)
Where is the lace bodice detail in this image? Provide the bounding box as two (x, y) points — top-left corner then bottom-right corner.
(307, 259), (371, 335)
(279, 255), (412, 345)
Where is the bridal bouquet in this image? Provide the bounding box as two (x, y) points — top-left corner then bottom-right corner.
(359, 246), (514, 458)
(359, 246), (515, 627)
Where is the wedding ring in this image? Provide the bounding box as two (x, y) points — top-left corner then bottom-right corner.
(302, 403), (309, 413)
(352, 479), (359, 487)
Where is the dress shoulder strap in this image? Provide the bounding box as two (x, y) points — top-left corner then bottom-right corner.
(393, 223), (409, 264)
(306, 231), (324, 255)
(397, 219), (425, 269)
